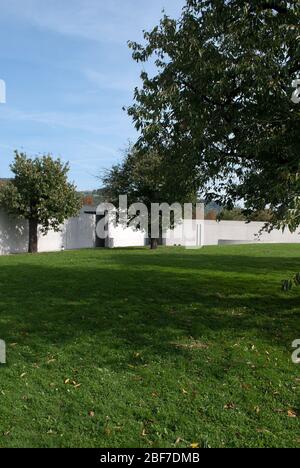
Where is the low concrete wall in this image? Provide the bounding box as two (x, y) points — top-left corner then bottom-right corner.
(1, 211), (299, 254)
(203, 220), (300, 246)
(165, 221), (203, 247)
(0, 211), (28, 255)
(0, 210), (95, 255)
(165, 220), (300, 247)
(107, 219), (300, 249)
(108, 223), (146, 248)
(64, 214), (96, 250)
(108, 221), (201, 248)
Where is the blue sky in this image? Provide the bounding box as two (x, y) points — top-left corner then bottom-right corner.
(0, 0), (184, 190)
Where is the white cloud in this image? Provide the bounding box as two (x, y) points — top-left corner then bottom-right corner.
(83, 68), (139, 92)
(2, 0), (184, 44)
(0, 106), (133, 137)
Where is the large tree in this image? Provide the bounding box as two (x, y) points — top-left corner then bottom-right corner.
(128, 0), (300, 232)
(102, 146), (197, 249)
(0, 151), (81, 253)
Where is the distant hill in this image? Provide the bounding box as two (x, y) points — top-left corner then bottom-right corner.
(78, 189), (107, 206)
(78, 193), (223, 213)
(0, 178), (11, 186)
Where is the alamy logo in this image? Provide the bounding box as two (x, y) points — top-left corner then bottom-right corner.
(0, 340), (6, 364)
(0, 79), (6, 104)
(291, 79), (300, 104)
(292, 340), (300, 364)
(95, 196), (204, 248)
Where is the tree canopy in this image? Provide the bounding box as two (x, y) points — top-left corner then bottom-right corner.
(102, 146), (197, 248)
(128, 0), (300, 231)
(0, 151), (81, 253)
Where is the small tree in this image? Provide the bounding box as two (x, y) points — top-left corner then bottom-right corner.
(0, 151), (82, 253)
(102, 146), (197, 249)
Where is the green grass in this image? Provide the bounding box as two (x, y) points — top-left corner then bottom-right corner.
(0, 244), (299, 448)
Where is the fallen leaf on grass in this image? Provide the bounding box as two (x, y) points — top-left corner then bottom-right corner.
(88, 411), (95, 418)
(64, 379), (81, 388)
(256, 428), (271, 434)
(190, 443), (199, 448)
(288, 410), (298, 418)
(224, 402), (236, 410)
(172, 341), (209, 350)
(132, 376), (143, 382)
(47, 358), (56, 364)
(241, 383), (251, 390)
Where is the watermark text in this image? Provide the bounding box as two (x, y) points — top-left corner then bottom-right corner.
(291, 79), (300, 104)
(0, 339), (6, 364)
(95, 196), (204, 248)
(0, 79), (6, 104)
(292, 339), (300, 364)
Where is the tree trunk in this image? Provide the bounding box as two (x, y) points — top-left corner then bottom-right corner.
(150, 238), (158, 250)
(28, 219), (38, 254)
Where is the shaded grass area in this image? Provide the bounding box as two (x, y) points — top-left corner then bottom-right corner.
(0, 244), (299, 448)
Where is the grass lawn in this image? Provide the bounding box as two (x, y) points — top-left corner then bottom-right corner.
(0, 244), (299, 448)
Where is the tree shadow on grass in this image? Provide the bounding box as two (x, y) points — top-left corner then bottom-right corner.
(108, 247), (300, 275)
(0, 249), (299, 371)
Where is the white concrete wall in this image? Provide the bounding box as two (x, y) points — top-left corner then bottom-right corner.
(165, 220), (203, 248)
(108, 223), (146, 248)
(1, 210), (300, 255)
(203, 220), (300, 246)
(107, 219), (300, 249)
(38, 228), (64, 253)
(64, 213), (96, 250)
(0, 210), (96, 255)
(0, 211), (28, 255)
(108, 221), (202, 248)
